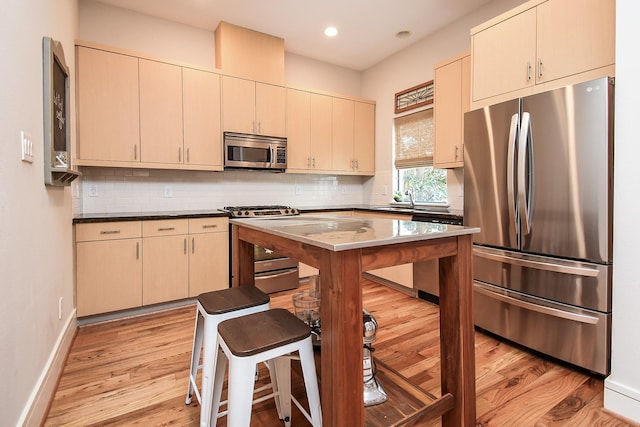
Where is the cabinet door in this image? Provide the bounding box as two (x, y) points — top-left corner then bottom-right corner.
(256, 82), (286, 137)
(354, 102), (375, 175)
(76, 239), (142, 316)
(143, 235), (189, 305)
(222, 76), (255, 134)
(76, 47), (140, 162)
(331, 98), (355, 172)
(189, 232), (229, 297)
(286, 88), (312, 170)
(183, 68), (222, 167)
(472, 7), (536, 101)
(139, 59), (184, 164)
(536, 0), (615, 84)
(309, 93), (333, 171)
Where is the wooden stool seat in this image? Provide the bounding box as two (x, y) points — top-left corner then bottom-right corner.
(214, 308), (322, 427)
(218, 308), (311, 357)
(198, 286), (270, 315)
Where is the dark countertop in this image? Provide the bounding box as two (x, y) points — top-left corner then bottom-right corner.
(72, 205), (463, 224)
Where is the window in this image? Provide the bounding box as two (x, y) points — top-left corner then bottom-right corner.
(393, 108), (447, 204)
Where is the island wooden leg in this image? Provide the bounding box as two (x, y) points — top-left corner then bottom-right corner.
(319, 249), (364, 426)
(438, 234), (475, 427)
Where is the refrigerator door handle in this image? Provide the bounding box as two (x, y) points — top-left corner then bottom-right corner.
(474, 282), (599, 325)
(507, 113), (519, 233)
(518, 112), (533, 235)
(474, 247), (600, 277)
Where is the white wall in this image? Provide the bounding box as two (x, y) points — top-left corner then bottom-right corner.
(0, 0), (78, 425)
(361, 0), (527, 210)
(604, 0), (640, 421)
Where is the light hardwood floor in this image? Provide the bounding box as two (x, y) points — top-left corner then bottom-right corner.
(45, 280), (637, 426)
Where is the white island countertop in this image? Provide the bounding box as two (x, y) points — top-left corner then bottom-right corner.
(230, 215), (480, 251)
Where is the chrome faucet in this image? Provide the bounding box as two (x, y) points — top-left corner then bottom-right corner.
(405, 190), (415, 208)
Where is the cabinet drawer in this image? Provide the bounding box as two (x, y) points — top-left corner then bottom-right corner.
(189, 217), (228, 233)
(142, 219), (189, 237)
(76, 221), (142, 242)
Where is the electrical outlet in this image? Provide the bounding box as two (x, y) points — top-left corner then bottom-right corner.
(58, 297), (63, 320)
(382, 185), (388, 195)
(21, 130), (34, 163)
(295, 185), (302, 195)
(164, 185), (173, 198)
(88, 184), (98, 197)
(341, 186), (347, 194)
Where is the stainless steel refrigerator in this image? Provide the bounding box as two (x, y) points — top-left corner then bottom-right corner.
(463, 77), (614, 375)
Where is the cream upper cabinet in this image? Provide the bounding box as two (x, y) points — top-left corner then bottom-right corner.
(188, 217), (229, 297)
(76, 46), (140, 163)
(139, 59), (184, 164)
(75, 221), (143, 317)
(222, 76), (286, 137)
(471, 6), (537, 102)
(354, 102), (375, 175)
(309, 93), (333, 171)
(332, 98), (375, 175)
(535, 0), (615, 84)
(471, 0), (615, 106)
(332, 97), (355, 172)
(182, 68), (223, 168)
(286, 88), (312, 171)
(434, 52), (470, 169)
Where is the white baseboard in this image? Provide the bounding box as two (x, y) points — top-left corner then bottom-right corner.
(18, 309), (77, 427)
(605, 377), (640, 423)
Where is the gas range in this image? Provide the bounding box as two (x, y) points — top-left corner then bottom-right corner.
(221, 205), (300, 218)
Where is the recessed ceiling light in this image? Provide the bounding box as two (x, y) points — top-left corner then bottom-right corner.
(324, 26), (339, 37)
(396, 30), (412, 39)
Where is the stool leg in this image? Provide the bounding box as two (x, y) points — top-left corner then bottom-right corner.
(209, 348), (227, 427)
(226, 357), (257, 427)
(200, 318), (219, 427)
(186, 308), (204, 405)
(266, 359), (283, 420)
(274, 357), (292, 427)
(298, 340), (322, 427)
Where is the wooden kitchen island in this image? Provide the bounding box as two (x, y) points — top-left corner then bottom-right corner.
(231, 215), (480, 427)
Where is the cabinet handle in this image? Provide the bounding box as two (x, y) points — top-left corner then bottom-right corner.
(136, 242), (139, 260)
(178, 147), (182, 162)
(527, 61), (532, 81)
(99, 230), (121, 235)
(157, 227), (175, 232)
(184, 238), (187, 255)
(307, 157), (311, 168)
(312, 157), (316, 168)
(134, 144), (138, 160)
(455, 145), (460, 159)
(355, 160), (359, 170)
(537, 58), (543, 78)
(186, 148), (190, 163)
(202, 224), (218, 229)
(192, 237), (195, 254)
(252, 120), (256, 133)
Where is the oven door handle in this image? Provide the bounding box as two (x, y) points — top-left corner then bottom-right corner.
(255, 268), (298, 280)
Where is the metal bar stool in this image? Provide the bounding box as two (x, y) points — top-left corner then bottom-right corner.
(213, 308), (322, 427)
(185, 286), (272, 427)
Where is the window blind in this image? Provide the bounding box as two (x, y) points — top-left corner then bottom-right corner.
(394, 108), (434, 169)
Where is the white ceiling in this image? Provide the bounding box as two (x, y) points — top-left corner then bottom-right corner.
(93, 0), (494, 71)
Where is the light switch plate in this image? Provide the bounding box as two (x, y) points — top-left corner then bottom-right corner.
(21, 131), (34, 163)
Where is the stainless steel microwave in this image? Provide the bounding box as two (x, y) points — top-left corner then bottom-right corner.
(224, 132), (287, 171)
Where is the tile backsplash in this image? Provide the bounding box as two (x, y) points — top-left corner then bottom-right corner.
(73, 167), (367, 215)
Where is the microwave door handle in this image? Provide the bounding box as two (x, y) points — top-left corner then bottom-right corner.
(270, 146), (275, 167)
(507, 113), (519, 234)
(518, 112), (532, 235)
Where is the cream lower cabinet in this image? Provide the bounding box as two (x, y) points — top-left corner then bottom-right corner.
(76, 221), (143, 317)
(188, 217), (229, 297)
(142, 219), (189, 305)
(434, 51), (470, 169)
